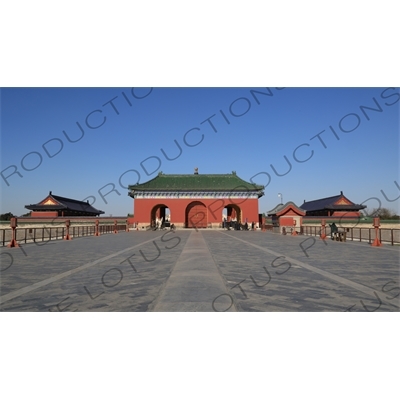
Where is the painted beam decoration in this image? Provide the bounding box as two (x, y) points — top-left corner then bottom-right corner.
(133, 191), (260, 199)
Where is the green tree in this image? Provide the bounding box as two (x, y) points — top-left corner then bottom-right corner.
(0, 212), (15, 221)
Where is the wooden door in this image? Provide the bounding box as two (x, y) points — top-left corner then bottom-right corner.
(187, 202), (207, 228)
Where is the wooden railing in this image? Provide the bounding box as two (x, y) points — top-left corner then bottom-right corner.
(1, 224), (127, 247)
(301, 226), (400, 246)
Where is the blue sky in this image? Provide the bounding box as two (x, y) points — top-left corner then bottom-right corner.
(1, 87), (399, 216)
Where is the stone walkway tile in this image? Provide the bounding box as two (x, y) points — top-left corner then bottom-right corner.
(1, 229), (399, 312)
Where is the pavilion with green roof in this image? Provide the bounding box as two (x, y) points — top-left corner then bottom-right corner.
(128, 170), (264, 229)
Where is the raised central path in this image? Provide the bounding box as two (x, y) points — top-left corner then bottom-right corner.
(150, 231), (235, 311)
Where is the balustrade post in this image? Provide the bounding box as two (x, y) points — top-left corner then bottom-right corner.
(7, 217), (20, 248)
(64, 219), (72, 240)
(291, 219), (298, 236)
(95, 219), (100, 236)
(371, 217), (382, 247)
(320, 219), (327, 240)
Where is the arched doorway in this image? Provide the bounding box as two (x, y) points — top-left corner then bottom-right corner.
(150, 204), (170, 228)
(224, 204), (242, 227)
(186, 201), (207, 228)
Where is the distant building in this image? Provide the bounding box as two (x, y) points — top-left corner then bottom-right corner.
(128, 170), (264, 228)
(25, 191), (104, 217)
(300, 191), (366, 217)
(267, 201), (306, 228)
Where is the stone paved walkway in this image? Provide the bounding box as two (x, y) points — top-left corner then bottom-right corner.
(1, 230), (399, 311)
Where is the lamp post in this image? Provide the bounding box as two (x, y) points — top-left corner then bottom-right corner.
(278, 193), (283, 204)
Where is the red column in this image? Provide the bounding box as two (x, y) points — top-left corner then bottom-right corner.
(114, 219), (118, 234)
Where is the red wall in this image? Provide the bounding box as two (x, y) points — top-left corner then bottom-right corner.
(30, 211), (58, 217)
(280, 217), (294, 226)
(332, 211), (360, 217)
(133, 197), (259, 226)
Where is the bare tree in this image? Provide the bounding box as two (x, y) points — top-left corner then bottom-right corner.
(363, 207), (398, 219)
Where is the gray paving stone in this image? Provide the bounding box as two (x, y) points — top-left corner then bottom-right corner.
(1, 229), (399, 312)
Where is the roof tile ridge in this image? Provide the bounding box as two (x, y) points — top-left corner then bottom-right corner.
(52, 195), (87, 205)
(303, 194), (342, 203)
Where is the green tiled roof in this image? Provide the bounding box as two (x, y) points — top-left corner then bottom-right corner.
(128, 172), (264, 192)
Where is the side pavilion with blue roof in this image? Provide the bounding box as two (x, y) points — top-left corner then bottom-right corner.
(25, 191), (105, 217)
(300, 191), (366, 217)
